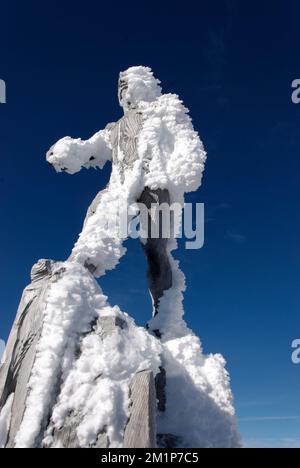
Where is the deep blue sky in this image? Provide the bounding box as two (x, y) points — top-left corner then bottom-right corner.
(0, 0), (299, 448)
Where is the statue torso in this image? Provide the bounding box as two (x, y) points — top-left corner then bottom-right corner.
(110, 109), (143, 181)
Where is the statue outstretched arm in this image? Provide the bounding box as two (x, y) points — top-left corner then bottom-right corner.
(46, 123), (115, 174)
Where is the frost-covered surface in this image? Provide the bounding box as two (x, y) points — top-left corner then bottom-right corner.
(69, 98), (205, 273)
(46, 66), (206, 275)
(12, 260), (239, 448)
(70, 161), (143, 277)
(12, 66), (242, 448)
(159, 340), (240, 447)
(14, 262), (107, 448)
(43, 308), (161, 448)
(46, 128), (112, 175)
(14, 262), (162, 448)
(147, 237), (188, 340)
(117, 66), (206, 204)
(148, 239), (240, 447)
(118, 66), (162, 110)
(0, 393), (14, 448)
(138, 93), (206, 203)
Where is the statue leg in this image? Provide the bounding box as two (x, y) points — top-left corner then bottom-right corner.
(82, 186), (109, 229)
(138, 188), (173, 320)
(69, 185), (128, 277)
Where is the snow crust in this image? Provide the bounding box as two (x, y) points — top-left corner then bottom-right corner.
(11, 67), (240, 448)
(46, 128), (112, 175)
(14, 262), (240, 448)
(138, 93), (206, 203)
(14, 262), (161, 448)
(118, 66), (162, 110)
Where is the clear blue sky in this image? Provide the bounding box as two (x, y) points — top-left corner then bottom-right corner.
(0, 0), (299, 448)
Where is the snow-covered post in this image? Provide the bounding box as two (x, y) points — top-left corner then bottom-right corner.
(0, 260), (161, 448)
(0, 260), (56, 447)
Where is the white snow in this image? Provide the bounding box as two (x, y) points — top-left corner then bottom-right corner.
(147, 239), (240, 447)
(46, 128), (112, 175)
(0, 393), (14, 448)
(70, 173), (140, 278)
(159, 340), (240, 447)
(43, 308), (161, 448)
(15, 262), (107, 448)
(65, 67), (206, 276)
(118, 66), (162, 110)
(14, 262), (161, 448)
(11, 66), (239, 448)
(138, 93), (206, 203)
(13, 258), (240, 448)
(117, 66), (206, 204)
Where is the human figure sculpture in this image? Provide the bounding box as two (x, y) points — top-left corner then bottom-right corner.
(0, 68), (240, 451)
(46, 66), (206, 334)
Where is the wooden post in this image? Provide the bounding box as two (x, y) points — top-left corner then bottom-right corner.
(123, 370), (157, 448)
(0, 265), (158, 448)
(0, 260), (54, 448)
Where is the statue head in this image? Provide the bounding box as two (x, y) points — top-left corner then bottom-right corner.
(118, 66), (162, 110)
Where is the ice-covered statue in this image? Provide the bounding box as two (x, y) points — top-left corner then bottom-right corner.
(46, 66), (206, 337)
(0, 67), (240, 449)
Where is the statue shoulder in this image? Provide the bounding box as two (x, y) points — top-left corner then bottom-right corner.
(155, 93), (187, 114)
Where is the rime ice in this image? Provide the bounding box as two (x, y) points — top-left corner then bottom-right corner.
(1, 67), (240, 448)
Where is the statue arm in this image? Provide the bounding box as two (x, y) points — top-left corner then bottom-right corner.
(46, 123), (115, 174)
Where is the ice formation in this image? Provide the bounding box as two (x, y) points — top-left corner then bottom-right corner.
(46, 67), (206, 278)
(13, 262), (239, 448)
(4, 67), (240, 448)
